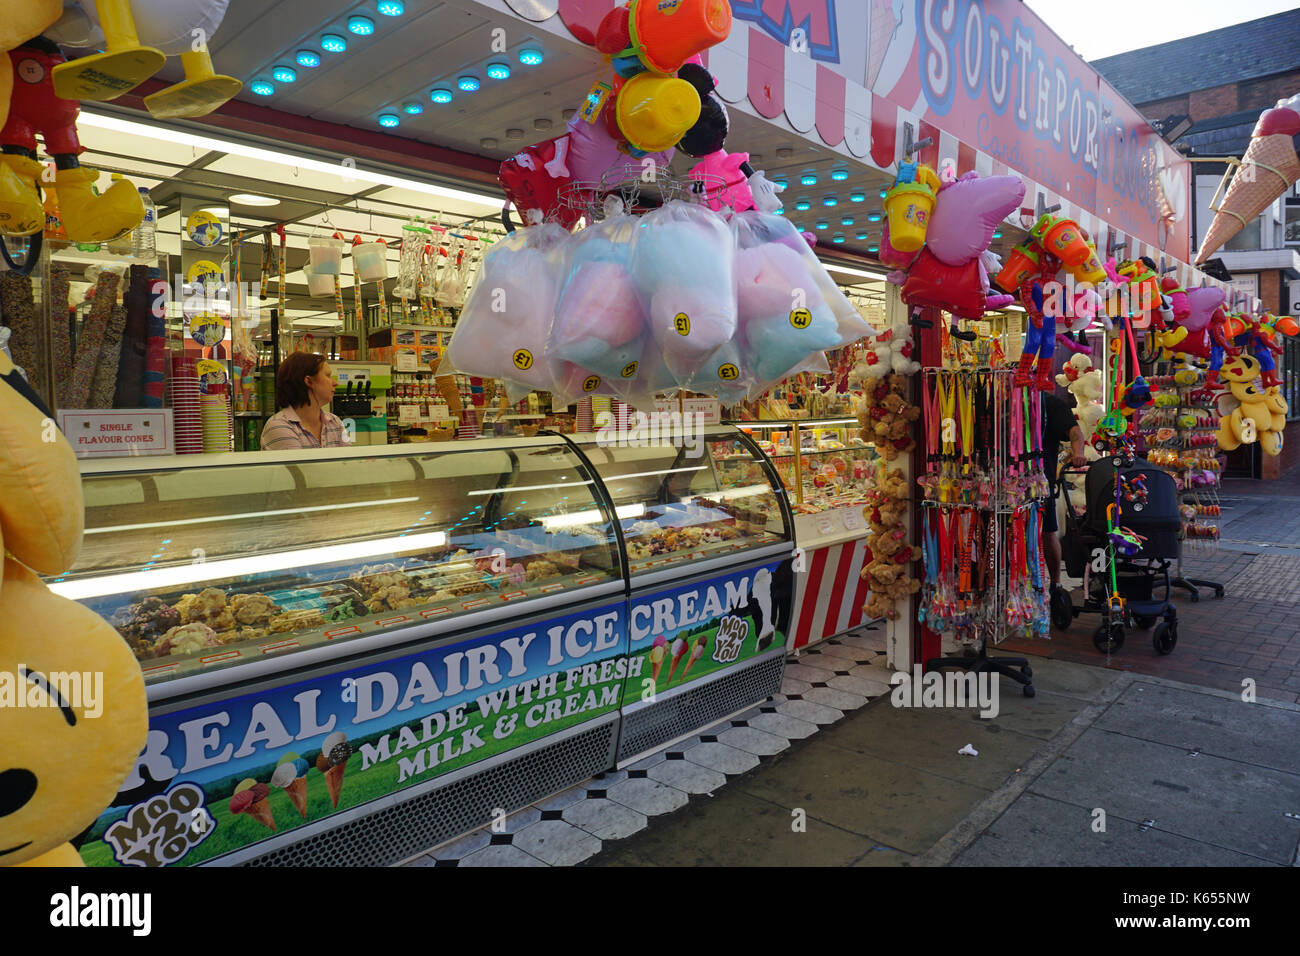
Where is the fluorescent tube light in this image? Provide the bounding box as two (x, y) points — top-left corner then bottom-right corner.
(84, 496), (421, 535)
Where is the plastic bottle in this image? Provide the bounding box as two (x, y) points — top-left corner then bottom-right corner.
(132, 188), (157, 261)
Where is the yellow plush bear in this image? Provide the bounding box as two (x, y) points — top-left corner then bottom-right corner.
(0, 350), (147, 867)
(1216, 355), (1288, 457)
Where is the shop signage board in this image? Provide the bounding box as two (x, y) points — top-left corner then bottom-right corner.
(79, 602), (631, 867)
(624, 560), (794, 700)
(58, 409), (173, 458)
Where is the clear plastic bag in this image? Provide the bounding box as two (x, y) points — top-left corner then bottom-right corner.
(440, 222), (571, 400)
(393, 223), (430, 300)
(630, 200), (739, 391)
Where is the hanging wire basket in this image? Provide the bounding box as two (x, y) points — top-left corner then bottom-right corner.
(556, 165), (729, 223)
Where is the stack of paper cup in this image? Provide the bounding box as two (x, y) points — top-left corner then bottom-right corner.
(575, 397), (593, 434)
(613, 400), (630, 433)
(457, 407), (480, 440)
(201, 391), (232, 453)
(169, 356), (202, 454)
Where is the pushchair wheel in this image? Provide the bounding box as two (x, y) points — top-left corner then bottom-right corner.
(1023, 684), (1036, 697)
(1093, 624), (1125, 653)
(1050, 587), (1073, 631)
(1153, 622), (1177, 655)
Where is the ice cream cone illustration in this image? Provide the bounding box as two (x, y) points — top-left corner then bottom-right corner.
(649, 635), (667, 685)
(271, 752), (311, 819)
(679, 635), (708, 683)
(316, 731), (352, 809)
(665, 637), (687, 683)
(1198, 98), (1300, 263)
(229, 779), (276, 832)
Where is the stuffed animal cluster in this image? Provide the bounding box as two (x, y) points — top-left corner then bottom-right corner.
(853, 373), (920, 461)
(1055, 353), (1104, 443)
(861, 467), (921, 621)
(849, 322), (920, 381)
(1216, 354), (1287, 456)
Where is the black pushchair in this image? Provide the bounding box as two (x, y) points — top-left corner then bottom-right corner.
(1054, 458), (1180, 655)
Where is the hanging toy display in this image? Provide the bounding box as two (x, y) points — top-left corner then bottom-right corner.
(392, 220), (431, 303)
(1013, 245), (1065, 390)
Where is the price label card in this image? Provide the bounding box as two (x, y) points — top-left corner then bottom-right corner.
(398, 404), (420, 423)
(395, 352), (419, 372)
(428, 404), (451, 421)
(842, 509), (864, 531)
(816, 516), (835, 536)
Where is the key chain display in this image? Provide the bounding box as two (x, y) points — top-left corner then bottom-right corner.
(917, 367), (1050, 646)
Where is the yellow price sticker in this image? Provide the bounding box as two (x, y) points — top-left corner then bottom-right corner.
(512, 349), (533, 371)
(582, 375), (601, 392)
(620, 361), (638, 378)
(718, 363), (740, 381)
(673, 313), (691, 336)
(790, 308), (812, 329)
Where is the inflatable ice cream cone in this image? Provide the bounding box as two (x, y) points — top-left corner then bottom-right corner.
(629, 0), (732, 75)
(615, 72), (702, 154)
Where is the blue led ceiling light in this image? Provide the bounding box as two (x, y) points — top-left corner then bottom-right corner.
(486, 62), (511, 80)
(795, 199), (811, 211)
(867, 210), (883, 222)
(272, 65), (297, 83)
(348, 15), (375, 35)
(250, 80), (275, 96)
(800, 174), (818, 186)
(832, 233), (846, 243)
(815, 221), (828, 230)
(849, 191), (865, 203)
(868, 244), (880, 253)
(992, 230), (1003, 239)
(823, 196), (838, 207)
(377, 0), (404, 14)
(403, 101), (423, 114)
(519, 48), (544, 66)
(841, 216), (854, 226)
(879, 188), (888, 198)
(856, 231), (868, 240)
(458, 76), (480, 92)
(296, 50), (321, 68)
(831, 169), (849, 181)
(321, 33), (347, 53)
(430, 88), (453, 104)
(378, 113), (400, 128)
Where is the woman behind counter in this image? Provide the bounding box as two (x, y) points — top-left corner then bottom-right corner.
(260, 352), (351, 450)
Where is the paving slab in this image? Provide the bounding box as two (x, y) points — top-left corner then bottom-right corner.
(817, 702), (1046, 792)
(1094, 681), (1300, 774)
(734, 738), (990, 854)
(588, 789), (878, 867)
(954, 792), (1280, 867)
(1029, 727), (1300, 865)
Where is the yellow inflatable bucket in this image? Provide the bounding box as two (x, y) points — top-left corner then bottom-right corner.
(883, 182), (935, 253)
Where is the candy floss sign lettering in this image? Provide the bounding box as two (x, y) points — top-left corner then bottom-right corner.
(913, 0), (1185, 255)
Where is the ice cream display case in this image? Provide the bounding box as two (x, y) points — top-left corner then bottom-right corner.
(53, 429), (793, 866)
(720, 420), (883, 652)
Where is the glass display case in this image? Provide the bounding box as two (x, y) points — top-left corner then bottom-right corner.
(726, 419), (879, 516)
(49, 439), (623, 686)
(571, 427), (791, 577)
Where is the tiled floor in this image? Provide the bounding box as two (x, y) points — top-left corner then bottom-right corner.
(398, 629), (893, 867)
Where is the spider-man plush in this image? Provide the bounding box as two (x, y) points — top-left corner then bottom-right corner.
(1014, 251), (1063, 390)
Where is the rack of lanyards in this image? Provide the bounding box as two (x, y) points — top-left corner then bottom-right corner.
(917, 367), (1052, 646)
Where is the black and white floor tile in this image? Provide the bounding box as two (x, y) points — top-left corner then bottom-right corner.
(400, 628), (892, 867)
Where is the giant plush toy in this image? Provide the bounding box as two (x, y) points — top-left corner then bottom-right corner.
(46, 0), (240, 118)
(0, 350), (148, 866)
(1014, 247), (1065, 390)
(1216, 354), (1288, 456)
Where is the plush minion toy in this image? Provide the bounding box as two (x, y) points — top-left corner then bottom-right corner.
(0, 347), (147, 866)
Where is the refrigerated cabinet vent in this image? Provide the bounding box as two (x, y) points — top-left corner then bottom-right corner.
(618, 654), (785, 762)
(241, 719), (616, 867)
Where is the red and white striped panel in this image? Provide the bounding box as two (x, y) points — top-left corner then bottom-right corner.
(789, 538), (872, 651)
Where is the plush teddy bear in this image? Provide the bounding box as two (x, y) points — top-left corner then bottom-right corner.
(859, 466), (920, 621)
(1216, 354), (1287, 456)
(850, 322), (921, 382)
(0, 345), (147, 867)
(1055, 352), (1104, 443)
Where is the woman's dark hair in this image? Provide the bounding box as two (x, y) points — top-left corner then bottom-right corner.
(275, 351), (326, 409)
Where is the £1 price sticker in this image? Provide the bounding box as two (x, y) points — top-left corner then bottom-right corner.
(512, 348), (533, 371)
(673, 313), (691, 336)
(790, 308), (812, 329)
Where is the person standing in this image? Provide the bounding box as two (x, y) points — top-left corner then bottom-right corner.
(1041, 391), (1087, 597)
(261, 352), (350, 449)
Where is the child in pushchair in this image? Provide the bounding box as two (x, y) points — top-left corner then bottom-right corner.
(1054, 457), (1180, 654)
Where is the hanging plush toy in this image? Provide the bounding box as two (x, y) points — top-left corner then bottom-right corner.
(1014, 248), (1064, 390)
(0, 352), (148, 867)
(47, 0), (240, 119)
(1216, 354), (1288, 456)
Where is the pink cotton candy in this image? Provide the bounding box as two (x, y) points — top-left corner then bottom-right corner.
(554, 260), (644, 350)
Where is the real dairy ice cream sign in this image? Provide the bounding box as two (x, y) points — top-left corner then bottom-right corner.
(80, 562), (790, 866)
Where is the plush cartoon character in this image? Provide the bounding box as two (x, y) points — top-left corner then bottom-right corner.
(1014, 249), (1064, 390)
(849, 322), (920, 382)
(860, 467), (920, 621)
(0, 349), (148, 867)
(1216, 354), (1288, 456)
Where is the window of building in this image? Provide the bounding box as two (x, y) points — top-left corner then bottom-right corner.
(1286, 202), (1300, 246)
(1286, 336), (1300, 422)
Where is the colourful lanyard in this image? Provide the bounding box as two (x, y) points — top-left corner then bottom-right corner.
(958, 375), (975, 472)
(1009, 384), (1023, 474)
(939, 374), (955, 458)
